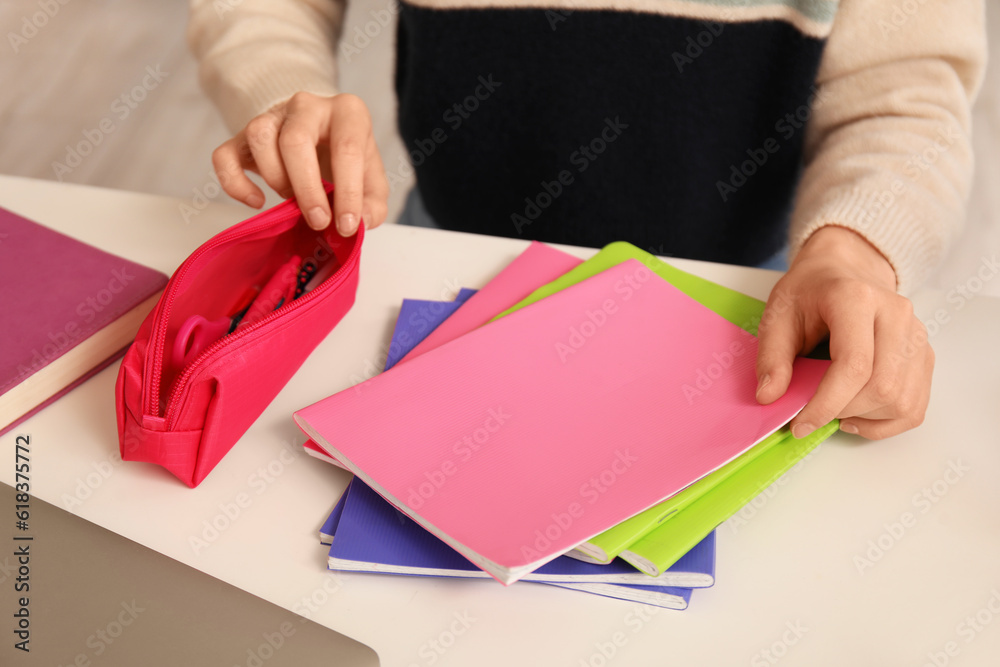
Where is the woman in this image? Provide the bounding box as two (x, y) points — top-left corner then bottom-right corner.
(188, 0), (986, 440)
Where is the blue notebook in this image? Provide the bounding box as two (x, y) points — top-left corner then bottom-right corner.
(319, 492), (347, 546)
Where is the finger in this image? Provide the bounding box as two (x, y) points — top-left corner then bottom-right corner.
(755, 287), (802, 405)
(361, 135), (390, 228)
(278, 96), (334, 230)
(837, 299), (916, 420)
(792, 297), (876, 438)
(839, 321), (933, 438)
(212, 135), (265, 208)
(245, 111), (292, 199)
(328, 95), (371, 236)
(836, 414), (924, 440)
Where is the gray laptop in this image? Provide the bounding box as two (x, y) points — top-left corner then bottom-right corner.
(1, 483), (379, 666)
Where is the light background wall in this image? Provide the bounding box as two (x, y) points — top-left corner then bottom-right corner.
(0, 0), (997, 296)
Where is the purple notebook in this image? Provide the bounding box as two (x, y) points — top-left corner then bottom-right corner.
(0, 206), (168, 433)
(384, 289), (477, 371)
(327, 478), (713, 587)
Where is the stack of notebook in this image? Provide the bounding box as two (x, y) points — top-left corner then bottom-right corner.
(320, 477), (710, 609)
(297, 241), (837, 608)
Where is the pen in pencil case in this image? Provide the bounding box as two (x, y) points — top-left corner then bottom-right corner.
(172, 256), (301, 368)
(235, 255), (302, 332)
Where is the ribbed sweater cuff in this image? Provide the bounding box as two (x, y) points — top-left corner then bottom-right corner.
(216, 64), (338, 132)
(789, 188), (946, 296)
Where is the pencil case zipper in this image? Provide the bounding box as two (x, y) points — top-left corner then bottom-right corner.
(142, 211), (363, 431)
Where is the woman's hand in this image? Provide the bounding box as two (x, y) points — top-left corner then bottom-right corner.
(755, 226), (934, 440)
(212, 92), (389, 235)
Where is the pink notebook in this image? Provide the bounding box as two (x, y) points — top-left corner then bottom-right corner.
(302, 241), (580, 467)
(295, 259), (829, 584)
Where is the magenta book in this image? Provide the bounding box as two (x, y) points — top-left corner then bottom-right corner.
(0, 206), (167, 434)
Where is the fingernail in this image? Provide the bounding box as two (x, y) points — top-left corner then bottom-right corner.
(792, 422), (814, 439)
(307, 207), (330, 230)
(246, 194), (264, 208)
(755, 374), (770, 399)
(338, 213), (356, 236)
(840, 422), (859, 435)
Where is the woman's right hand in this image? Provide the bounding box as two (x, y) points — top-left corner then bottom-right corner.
(212, 92), (389, 235)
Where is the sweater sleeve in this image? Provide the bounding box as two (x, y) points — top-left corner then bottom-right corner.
(187, 0), (346, 133)
(787, 0), (987, 294)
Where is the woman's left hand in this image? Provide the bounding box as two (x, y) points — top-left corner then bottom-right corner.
(755, 226), (935, 440)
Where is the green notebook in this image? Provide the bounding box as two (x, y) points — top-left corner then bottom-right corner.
(570, 428), (790, 564)
(495, 241), (837, 570)
(494, 241), (767, 335)
(621, 421), (839, 576)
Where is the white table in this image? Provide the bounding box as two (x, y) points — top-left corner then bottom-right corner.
(2, 175), (998, 666)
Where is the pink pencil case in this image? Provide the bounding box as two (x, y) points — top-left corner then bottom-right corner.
(115, 186), (363, 487)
